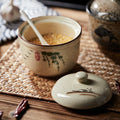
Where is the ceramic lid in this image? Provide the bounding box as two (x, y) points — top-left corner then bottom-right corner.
(89, 0), (120, 21)
(51, 71), (112, 109)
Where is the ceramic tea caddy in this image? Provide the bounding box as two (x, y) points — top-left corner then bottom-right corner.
(51, 71), (112, 109)
(86, 0), (120, 51)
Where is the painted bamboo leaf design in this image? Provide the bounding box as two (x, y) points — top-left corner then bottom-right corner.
(41, 51), (65, 71)
(42, 52), (50, 66)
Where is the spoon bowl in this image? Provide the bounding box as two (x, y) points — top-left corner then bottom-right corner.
(20, 10), (48, 45)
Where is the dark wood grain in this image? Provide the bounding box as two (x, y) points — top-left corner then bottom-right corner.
(0, 93), (120, 120)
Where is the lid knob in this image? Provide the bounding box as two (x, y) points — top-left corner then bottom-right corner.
(75, 71), (88, 83)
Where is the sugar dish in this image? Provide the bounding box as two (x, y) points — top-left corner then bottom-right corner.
(18, 16), (81, 77)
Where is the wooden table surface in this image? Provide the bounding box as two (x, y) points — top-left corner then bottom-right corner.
(0, 7), (120, 120)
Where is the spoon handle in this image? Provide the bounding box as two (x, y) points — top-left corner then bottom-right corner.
(20, 10), (49, 45)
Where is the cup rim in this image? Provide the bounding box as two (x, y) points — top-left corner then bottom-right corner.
(86, 0), (120, 22)
(18, 16), (82, 47)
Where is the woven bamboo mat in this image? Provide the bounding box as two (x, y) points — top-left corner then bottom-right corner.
(0, 20), (120, 102)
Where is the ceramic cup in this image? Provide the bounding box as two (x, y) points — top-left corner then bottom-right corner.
(18, 16), (81, 77)
(86, 0), (120, 51)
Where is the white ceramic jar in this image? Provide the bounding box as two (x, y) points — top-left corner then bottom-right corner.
(18, 16), (81, 77)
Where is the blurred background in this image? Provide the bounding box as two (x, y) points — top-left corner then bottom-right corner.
(38, 0), (90, 10)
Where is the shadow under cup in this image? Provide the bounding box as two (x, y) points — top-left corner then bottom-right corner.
(18, 16), (81, 77)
